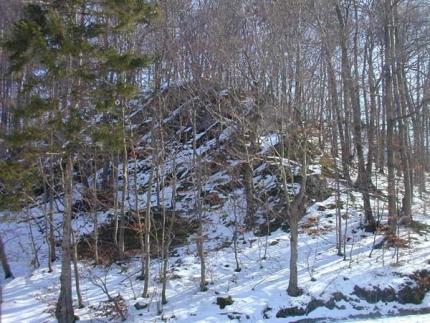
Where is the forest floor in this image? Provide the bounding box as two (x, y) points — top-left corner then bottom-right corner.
(1, 171), (430, 323)
(1, 121), (430, 323)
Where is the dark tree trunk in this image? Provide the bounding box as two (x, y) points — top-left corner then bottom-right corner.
(243, 162), (256, 226)
(55, 155), (75, 323)
(0, 235), (13, 279)
(287, 209), (300, 296)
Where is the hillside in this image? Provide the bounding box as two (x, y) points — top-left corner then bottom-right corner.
(1, 86), (430, 323)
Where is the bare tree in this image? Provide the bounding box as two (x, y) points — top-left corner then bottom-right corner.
(334, 1), (376, 230)
(383, 0), (399, 234)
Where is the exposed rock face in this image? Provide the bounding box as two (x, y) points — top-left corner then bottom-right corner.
(398, 270), (430, 304)
(276, 269), (430, 318)
(305, 175), (331, 202)
(276, 306), (307, 318)
(354, 270), (430, 305)
(353, 285), (396, 303)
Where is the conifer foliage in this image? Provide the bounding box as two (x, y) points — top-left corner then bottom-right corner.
(4, 1), (156, 321)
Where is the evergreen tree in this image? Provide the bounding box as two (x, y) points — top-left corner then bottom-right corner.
(4, 1), (156, 321)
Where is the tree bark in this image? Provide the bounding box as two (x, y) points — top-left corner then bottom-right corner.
(118, 101), (129, 261)
(192, 102), (207, 292)
(335, 2), (375, 230)
(142, 160), (154, 298)
(71, 230), (84, 309)
(55, 155), (75, 323)
(0, 235), (13, 279)
(384, 0), (398, 234)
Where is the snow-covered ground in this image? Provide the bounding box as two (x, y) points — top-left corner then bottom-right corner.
(1, 127), (430, 322)
(2, 191), (430, 322)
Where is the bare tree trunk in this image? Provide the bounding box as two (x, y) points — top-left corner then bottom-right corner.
(335, 2), (375, 230)
(161, 154), (177, 304)
(55, 155), (75, 323)
(118, 102), (129, 261)
(243, 162), (255, 227)
(281, 134), (307, 297)
(384, 0), (398, 234)
(161, 106), (181, 303)
(91, 154), (99, 264)
(49, 154), (56, 265)
(378, 45), (387, 173)
(412, 54), (425, 196)
(113, 152), (120, 245)
(278, 122), (307, 297)
(192, 103), (207, 292)
(0, 235), (13, 279)
(132, 151), (144, 281)
(40, 155), (54, 272)
(71, 230), (84, 309)
(395, 53), (414, 223)
(365, 31), (377, 185)
(326, 53), (351, 181)
(335, 168), (343, 256)
(142, 159), (154, 298)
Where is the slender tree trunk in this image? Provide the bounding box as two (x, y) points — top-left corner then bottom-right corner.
(56, 155), (75, 323)
(118, 102), (129, 260)
(142, 159), (154, 298)
(286, 148), (307, 297)
(335, 168), (343, 256)
(384, 0), (398, 234)
(71, 230), (84, 309)
(243, 162), (255, 227)
(366, 33), (377, 183)
(49, 154), (56, 265)
(132, 151), (144, 281)
(40, 156), (54, 272)
(161, 163), (176, 304)
(161, 119), (180, 304)
(113, 152), (120, 245)
(92, 156), (99, 264)
(287, 202), (301, 296)
(192, 105), (207, 292)
(395, 57), (413, 223)
(412, 56), (425, 195)
(378, 45), (387, 173)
